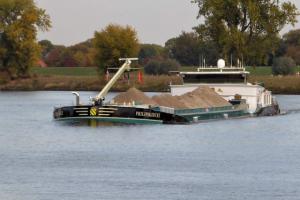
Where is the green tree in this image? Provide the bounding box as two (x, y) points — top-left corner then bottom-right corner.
(165, 32), (200, 66)
(39, 40), (54, 58)
(193, 0), (298, 65)
(138, 44), (165, 65)
(144, 59), (180, 75)
(283, 29), (300, 46)
(165, 31), (219, 66)
(280, 29), (300, 65)
(272, 57), (296, 75)
(0, 0), (51, 78)
(93, 24), (139, 72)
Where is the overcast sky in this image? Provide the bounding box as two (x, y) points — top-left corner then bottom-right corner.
(36, 0), (300, 46)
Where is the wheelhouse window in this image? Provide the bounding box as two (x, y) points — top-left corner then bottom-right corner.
(182, 74), (246, 84)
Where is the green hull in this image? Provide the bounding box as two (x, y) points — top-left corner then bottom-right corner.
(54, 104), (249, 125)
(175, 106), (249, 122)
(55, 116), (163, 125)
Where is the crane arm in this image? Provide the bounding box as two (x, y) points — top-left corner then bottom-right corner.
(93, 58), (138, 104)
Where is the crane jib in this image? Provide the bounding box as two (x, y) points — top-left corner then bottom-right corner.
(93, 58), (139, 105)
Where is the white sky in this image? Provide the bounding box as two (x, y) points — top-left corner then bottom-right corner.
(36, 0), (300, 46)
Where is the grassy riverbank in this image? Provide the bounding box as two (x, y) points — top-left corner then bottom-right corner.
(0, 74), (182, 92)
(30, 66), (300, 77)
(1, 66), (300, 94)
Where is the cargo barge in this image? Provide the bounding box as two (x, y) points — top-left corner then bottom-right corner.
(53, 58), (277, 125)
(54, 103), (248, 125)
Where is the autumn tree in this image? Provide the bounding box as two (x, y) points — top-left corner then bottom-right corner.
(44, 40), (96, 67)
(0, 0), (51, 78)
(44, 45), (66, 67)
(93, 24), (139, 72)
(193, 0), (298, 65)
(68, 40), (95, 67)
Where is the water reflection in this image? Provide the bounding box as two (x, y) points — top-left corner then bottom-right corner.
(56, 119), (129, 127)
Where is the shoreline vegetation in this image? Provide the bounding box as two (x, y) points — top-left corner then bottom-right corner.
(1, 0), (299, 96)
(1, 67), (300, 94)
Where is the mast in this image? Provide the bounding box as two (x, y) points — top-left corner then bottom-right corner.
(93, 58), (138, 105)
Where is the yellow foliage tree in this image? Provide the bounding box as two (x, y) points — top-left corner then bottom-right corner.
(93, 24), (139, 72)
(0, 0), (51, 79)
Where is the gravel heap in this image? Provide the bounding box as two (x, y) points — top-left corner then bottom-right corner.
(176, 86), (231, 108)
(152, 94), (187, 109)
(112, 88), (157, 105)
(112, 86), (231, 108)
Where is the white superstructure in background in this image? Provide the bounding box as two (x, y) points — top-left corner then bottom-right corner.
(170, 59), (274, 114)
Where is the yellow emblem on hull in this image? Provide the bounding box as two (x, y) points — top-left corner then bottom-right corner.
(90, 107), (97, 116)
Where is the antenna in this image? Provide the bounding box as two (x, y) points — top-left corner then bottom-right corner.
(199, 54), (203, 68)
(241, 55), (244, 68)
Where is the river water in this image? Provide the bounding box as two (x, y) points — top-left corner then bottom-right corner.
(0, 91), (300, 200)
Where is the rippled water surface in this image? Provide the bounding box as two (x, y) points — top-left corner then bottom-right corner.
(0, 92), (300, 200)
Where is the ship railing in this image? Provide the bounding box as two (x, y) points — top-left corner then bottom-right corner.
(175, 106), (234, 115)
(197, 67), (246, 72)
(159, 106), (175, 114)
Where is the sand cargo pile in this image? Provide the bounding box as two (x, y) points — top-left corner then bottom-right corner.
(112, 86), (231, 109)
(112, 88), (157, 106)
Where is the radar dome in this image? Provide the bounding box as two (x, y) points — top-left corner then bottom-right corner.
(217, 59), (226, 69)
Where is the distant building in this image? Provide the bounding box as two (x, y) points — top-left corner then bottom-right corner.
(36, 59), (48, 68)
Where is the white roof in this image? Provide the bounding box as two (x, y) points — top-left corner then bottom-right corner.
(180, 71), (250, 75)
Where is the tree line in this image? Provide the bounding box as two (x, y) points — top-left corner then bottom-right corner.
(0, 0), (299, 79)
(39, 26), (300, 75)
(39, 27), (300, 67)
(39, 39), (96, 68)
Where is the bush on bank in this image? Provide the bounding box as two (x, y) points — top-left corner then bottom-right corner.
(272, 57), (296, 75)
(144, 59), (180, 75)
